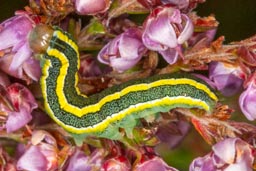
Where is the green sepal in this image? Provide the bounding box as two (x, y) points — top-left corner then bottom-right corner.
(70, 133), (88, 146)
(86, 18), (106, 35)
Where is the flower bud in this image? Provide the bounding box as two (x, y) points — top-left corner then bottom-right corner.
(0, 11), (41, 82)
(17, 131), (58, 171)
(209, 61), (245, 96)
(2, 83), (37, 132)
(142, 5), (193, 64)
(134, 157), (178, 171)
(98, 28), (146, 72)
(103, 156), (131, 171)
(239, 76), (256, 120)
(75, 0), (111, 15)
(190, 138), (254, 171)
(65, 148), (104, 171)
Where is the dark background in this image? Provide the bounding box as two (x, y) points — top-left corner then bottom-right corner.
(196, 0), (256, 42)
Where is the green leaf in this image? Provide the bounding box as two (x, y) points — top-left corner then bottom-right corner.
(87, 19), (106, 35)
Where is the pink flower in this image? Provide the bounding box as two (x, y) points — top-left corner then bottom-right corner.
(17, 146), (48, 171)
(0, 11), (41, 82)
(137, 0), (189, 10)
(65, 148), (104, 171)
(142, 5), (193, 64)
(134, 157), (178, 171)
(97, 28), (147, 72)
(161, 0), (189, 9)
(103, 156), (131, 171)
(75, 0), (111, 15)
(190, 138), (254, 171)
(239, 75), (256, 120)
(2, 83), (37, 132)
(17, 130), (58, 171)
(189, 28), (217, 48)
(79, 57), (102, 77)
(209, 61), (245, 96)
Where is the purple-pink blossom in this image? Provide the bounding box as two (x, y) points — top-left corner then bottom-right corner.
(239, 75), (256, 121)
(0, 11), (41, 82)
(75, 0), (111, 15)
(209, 61), (245, 96)
(65, 148), (104, 171)
(142, 5), (193, 64)
(137, 0), (189, 10)
(97, 28), (147, 72)
(161, 0), (189, 9)
(79, 57), (102, 77)
(17, 146), (49, 171)
(103, 156), (131, 171)
(134, 157), (178, 171)
(189, 138), (254, 171)
(2, 83), (37, 132)
(17, 130), (58, 171)
(188, 28), (217, 48)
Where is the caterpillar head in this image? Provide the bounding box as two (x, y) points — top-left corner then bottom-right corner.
(29, 24), (54, 54)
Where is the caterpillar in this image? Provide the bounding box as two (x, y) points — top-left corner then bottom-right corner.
(29, 24), (218, 140)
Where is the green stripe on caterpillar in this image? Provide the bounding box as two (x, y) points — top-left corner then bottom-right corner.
(29, 25), (218, 139)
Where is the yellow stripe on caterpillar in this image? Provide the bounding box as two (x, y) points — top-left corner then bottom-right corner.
(44, 47), (217, 117)
(48, 96), (210, 134)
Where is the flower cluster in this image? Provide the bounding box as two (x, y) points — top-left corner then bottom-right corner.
(0, 0), (256, 170)
(190, 138), (254, 171)
(97, 4), (194, 72)
(0, 11), (41, 83)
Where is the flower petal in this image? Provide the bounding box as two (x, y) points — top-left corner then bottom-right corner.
(0, 54), (23, 79)
(161, 0), (189, 9)
(143, 10), (178, 50)
(213, 74), (243, 96)
(239, 83), (256, 120)
(103, 157), (131, 171)
(75, 0), (111, 15)
(98, 28), (146, 72)
(209, 62), (244, 96)
(212, 138), (237, 165)
(7, 83), (38, 111)
(119, 30), (145, 60)
(177, 14), (194, 44)
(135, 157), (178, 171)
(159, 48), (179, 64)
(23, 58), (41, 81)
(17, 146), (48, 171)
(0, 15), (33, 50)
(190, 138), (254, 171)
(6, 108), (32, 133)
(66, 149), (104, 171)
(224, 163), (252, 171)
(97, 37), (120, 65)
(9, 42), (32, 71)
(189, 154), (216, 171)
(109, 57), (141, 72)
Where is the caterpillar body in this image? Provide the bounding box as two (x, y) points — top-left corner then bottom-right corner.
(29, 25), (218, 139)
